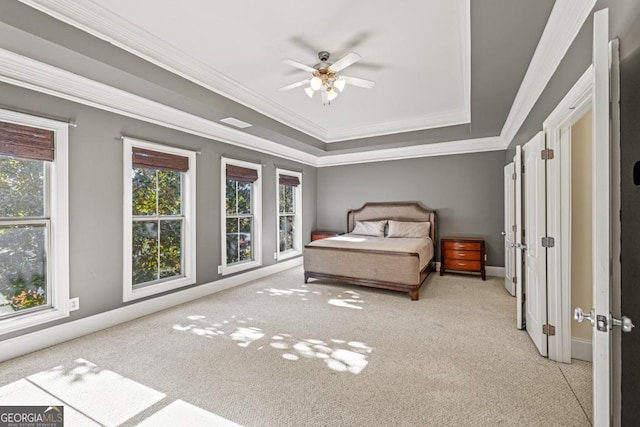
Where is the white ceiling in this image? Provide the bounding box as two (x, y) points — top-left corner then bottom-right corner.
(24, 0), (471, 143)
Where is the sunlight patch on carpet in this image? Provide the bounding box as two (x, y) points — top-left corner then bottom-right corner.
(173, 315), (373, 374)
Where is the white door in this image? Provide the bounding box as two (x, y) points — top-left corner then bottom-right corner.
(590, 9), (611, 425)
(504, 162), (515, 296)
(514, 146), (524, 329)
(523, 132), (547, 356)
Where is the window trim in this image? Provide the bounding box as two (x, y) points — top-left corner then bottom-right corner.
(221, 157), (262, 275)
(123, 137), (196, 302)
(276, 168), (302, 261)
(0, 109), (69, 335)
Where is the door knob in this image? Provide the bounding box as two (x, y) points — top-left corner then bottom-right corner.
(501, 231), (506, 236)
(574, 307), (595, 326)
(611, 315), (635, 333)
(516, 243), (527, 250)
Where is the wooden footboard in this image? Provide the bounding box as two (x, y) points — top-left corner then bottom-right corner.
(304, 260), (435, 300)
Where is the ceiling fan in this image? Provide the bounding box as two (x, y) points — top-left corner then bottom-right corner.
(279, 51), (375, 105)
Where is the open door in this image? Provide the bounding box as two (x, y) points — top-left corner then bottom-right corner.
(523, 132), (547, 356)
(514, 146), (524, 330)
(504, 162), (515, 296)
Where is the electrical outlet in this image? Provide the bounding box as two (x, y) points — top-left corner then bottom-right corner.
(218, 265), (222, 274)
(69, 297), (79, 311)
(484, 254), (488, 261)
(274, 252), (277, 260)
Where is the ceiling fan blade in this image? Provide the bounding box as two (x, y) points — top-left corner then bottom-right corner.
(278, 79), (310, 91)
(340, 75), (376, 89)
(283, 59), (316, 73)
(329, 52), (361, 72)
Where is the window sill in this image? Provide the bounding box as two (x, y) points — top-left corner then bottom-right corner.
(221, 260), (262, 276)
(124, 276), (195, 302)
(0, 306), (69, 336)
(277, 249), (302, 262)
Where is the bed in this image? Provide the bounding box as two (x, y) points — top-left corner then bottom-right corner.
(303, 202), (436, 300)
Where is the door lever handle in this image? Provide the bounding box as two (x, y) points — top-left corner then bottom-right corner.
(516, 243), (527, 251)
(574, 307), (595, 326)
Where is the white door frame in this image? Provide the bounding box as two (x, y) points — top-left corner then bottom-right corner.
(514, 146), (524, 330)
(543, 66), (593, 364)
(504, 162), (516, 296)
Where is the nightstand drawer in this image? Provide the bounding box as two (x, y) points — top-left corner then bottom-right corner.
(444, 259), (481, 271)
(443, 249), (481, 261)
(443, 241), (481, 251)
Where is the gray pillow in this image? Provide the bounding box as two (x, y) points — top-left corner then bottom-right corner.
(387, 220), (431, 238)
(351, 220), (386, 237)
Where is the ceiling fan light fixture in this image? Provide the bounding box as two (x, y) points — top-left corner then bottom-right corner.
(304, 86), (316, 98)
(327, 87), (338, 101)
(334, 78), (346, 92)
(310, 76), (322, 91)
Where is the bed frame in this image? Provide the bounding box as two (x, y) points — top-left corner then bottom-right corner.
(303, 202), (437, 300)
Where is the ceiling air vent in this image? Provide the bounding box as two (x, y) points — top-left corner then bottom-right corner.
(220, 117), (252, 129)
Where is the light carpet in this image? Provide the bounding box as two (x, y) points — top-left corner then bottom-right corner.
(0, 266), (592, 426)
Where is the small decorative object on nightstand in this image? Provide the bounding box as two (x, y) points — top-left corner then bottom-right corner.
(311, 230), (340, 241)
(440, 236), (486, 280)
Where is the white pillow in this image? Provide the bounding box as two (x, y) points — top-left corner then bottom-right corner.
(351, 220), (386, 237)
(387, 220), (431, 238)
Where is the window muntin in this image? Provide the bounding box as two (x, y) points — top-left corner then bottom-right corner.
(123, 138), (196, 301)
(276, 169), (302, 261)
(221, 158), (261, 275)
(0, 113), (69, 334)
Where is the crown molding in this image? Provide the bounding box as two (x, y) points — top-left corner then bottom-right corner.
(17, 0), (471, 143)
(324, 109), (470, 143)
(0, 48), (504, 167)
(500, 0), (597, 145)
(317, 136), (506, 167)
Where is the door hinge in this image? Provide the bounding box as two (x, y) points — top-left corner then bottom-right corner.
(542, 324), (556, 336)
(541, 148), (555, 160)
(521, 163), (525, 173)
(512, 173), (517, 180)
(512, 224), (517, 232)
(541, 236), (555, 248)
(512, 276), (517, 285)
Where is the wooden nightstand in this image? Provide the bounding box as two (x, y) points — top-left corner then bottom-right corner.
(311, 230), (340, 241)
(440, 237), (486, 280)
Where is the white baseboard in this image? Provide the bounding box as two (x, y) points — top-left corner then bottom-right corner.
(434, 262), (505, 278)
(571, 337), (592, 362)
(0, 258), (303, 363)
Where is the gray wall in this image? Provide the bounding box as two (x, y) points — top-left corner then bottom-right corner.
(316, 151), (505, 266)
(0, 82), (317, 341)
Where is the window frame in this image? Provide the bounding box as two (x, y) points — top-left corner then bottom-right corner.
(276, 168), (302, 261)
(0, 109), (69, 335)
(123, 137), (196, 302)
(221, 157), (262, 275)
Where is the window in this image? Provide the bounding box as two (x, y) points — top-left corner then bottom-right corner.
(0, 111), (69, 334)
(276, 169), (302, 261)
(221, 158), (261, 275)
(123, 138), (196, 301)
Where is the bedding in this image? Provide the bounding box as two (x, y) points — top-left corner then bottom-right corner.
(303, 202), (436, 300)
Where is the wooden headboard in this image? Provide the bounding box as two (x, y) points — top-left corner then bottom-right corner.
(347, 202), (437, 242)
